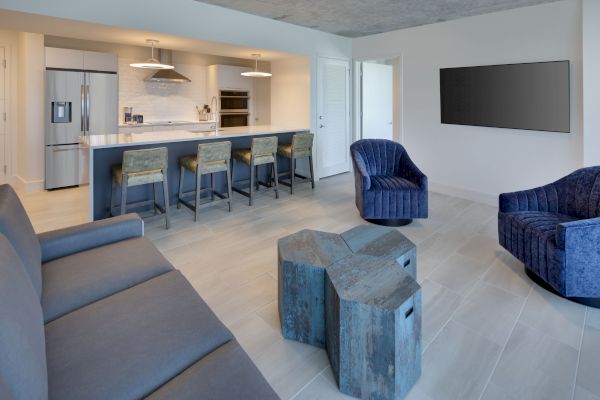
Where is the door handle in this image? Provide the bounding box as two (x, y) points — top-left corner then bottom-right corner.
(319, 124), (325, 128)
(80, 85), (85, 132)
(85, 85), (90, 133)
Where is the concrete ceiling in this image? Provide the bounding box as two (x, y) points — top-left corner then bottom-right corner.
(195, 0), (561, 38)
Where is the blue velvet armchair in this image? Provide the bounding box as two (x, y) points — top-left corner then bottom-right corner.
(498, 167), (600, 306)
(350, 139), (428, 226)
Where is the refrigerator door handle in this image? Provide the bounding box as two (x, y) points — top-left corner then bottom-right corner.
(80, 85), (85, 132)
(85, 85), (90, 133)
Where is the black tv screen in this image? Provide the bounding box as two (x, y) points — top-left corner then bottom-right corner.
(440, 61), (570, 133)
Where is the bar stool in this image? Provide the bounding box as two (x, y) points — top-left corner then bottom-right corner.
(277, 132), (315, 194)
(110, 147), (170, 229)
(231, 136), (279, 206)
(177, 141), (233, 221)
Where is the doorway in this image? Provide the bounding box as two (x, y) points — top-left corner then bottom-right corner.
(316, 57), (351, 178)
(358, 57), (401, 142)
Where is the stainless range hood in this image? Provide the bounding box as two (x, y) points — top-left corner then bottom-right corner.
(145, 49), (191, 83)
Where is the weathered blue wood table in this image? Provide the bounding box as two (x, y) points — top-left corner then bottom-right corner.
(277, 225), (421, 400)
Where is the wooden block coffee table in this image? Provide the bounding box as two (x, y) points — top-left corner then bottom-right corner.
(277, 225), (421, 400)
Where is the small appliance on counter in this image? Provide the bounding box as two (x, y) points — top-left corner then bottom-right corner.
(123, 107), (133, 123)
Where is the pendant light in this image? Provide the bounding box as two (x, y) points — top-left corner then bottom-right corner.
(241, 54), (272, 78)
(130, 39), (174, 70)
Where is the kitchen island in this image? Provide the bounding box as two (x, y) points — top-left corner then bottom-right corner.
(81, 125), (310, 220)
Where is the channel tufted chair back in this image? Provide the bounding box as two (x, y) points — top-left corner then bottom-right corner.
(350, 139), (407, 177)
(500, 166), (600, 220)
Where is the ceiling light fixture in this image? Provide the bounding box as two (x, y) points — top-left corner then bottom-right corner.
(241, 54), (272, 78)
(130, 39), (174, 70)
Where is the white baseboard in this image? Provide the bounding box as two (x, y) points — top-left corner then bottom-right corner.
(13, 175), (44, 193)
(429, 181), (497, 206)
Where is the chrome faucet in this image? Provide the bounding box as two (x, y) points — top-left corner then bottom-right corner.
(210, 95), (218, 131)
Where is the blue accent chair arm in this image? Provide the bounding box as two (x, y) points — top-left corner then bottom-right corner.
(556, 217), (600, 249)
(351, 149), (371, 191)
(399, 154), (427, 189)
(38, 213), (144, 263)
(555, 217), (600, 296)
(499, 184), (557, 213)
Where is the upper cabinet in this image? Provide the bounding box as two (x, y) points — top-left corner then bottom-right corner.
(207, 65), (253, 92)
(45, 47), (118, 72)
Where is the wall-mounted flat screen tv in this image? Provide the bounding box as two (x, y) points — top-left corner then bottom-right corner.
(440, 61), (570, 133)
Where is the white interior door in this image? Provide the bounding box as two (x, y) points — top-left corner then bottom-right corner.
(0, 47), (6, 184)
(362, 62), (393, 140)
(317, 57), (350, 178)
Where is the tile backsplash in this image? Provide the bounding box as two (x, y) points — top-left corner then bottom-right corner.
(118, 57), (208, 123)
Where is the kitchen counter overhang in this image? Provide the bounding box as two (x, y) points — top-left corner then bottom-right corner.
(83, 125), (310, 221)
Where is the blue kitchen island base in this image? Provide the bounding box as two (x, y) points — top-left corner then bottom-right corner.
(85, 127), (304, 221)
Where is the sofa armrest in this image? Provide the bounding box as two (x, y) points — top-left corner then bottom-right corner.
(351, 150), (371, 190)
(399, 153), (427, 189)
(38, 213), (144, 263)
(556, 217), (600, 249)
(555, 217), (600, 296)
(499, 184), (557, 213)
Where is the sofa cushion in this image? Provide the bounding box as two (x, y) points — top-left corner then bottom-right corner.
(45, 270), (233, 400)
(146, 340), (279, 400)
(0, 235), (48, 400)
(41, 237), (173, 323)
(0, 185), (42, 298)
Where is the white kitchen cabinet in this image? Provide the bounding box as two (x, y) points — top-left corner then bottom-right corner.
(45, 47), (84, 70)
(84, 51), (118, 72)
(45, 47), (117, 73)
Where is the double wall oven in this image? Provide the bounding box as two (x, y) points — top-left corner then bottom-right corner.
(219, 90), (249, 127)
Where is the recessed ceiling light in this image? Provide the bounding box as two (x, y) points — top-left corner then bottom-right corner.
(130, 39), (174, 70)
(241, 54), (272, 78)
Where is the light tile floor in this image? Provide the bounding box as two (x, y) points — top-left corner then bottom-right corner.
(17, 173), (600, 400)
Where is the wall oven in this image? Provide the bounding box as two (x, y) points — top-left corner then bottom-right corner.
(219, 90), (249, 127)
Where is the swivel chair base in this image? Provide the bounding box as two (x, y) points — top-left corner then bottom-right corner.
(525, 268), (600, 308)
(365, 218), (413, 227)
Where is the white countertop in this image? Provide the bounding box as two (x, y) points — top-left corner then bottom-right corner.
(118, 120), (215, 128)
(81, 125), (310, 149)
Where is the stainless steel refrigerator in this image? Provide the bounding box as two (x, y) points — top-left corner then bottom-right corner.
(45, 69), (117, 189)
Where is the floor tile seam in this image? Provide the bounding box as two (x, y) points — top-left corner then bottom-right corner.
(476, 285), (533, 400)
(570, 306), (589, 400)
(289, 365), (331, 400)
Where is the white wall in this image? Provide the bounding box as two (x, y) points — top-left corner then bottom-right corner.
(17, 32), (45, 192)
(353, 0), (583, 204)
(582, 0), (600, 166)
(270, 57), (311, 127)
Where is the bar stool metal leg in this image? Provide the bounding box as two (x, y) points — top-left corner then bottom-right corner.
(273, 157), (280, 199)
(249, 160), (255, 206)
(309, 155), (315, 189)
(110, 178), (116, 216)
(162, 170), (170, 229)
(291, 157), (296, 195)
(195, 168), (202, 222)
(226, 162), (233, 212)
(120, 175), (128, 215)
(211, 173), (216, 201)
(177, 165), (185, 209)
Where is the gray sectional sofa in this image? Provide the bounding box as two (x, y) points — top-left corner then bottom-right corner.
(0, 184), (279, 400)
